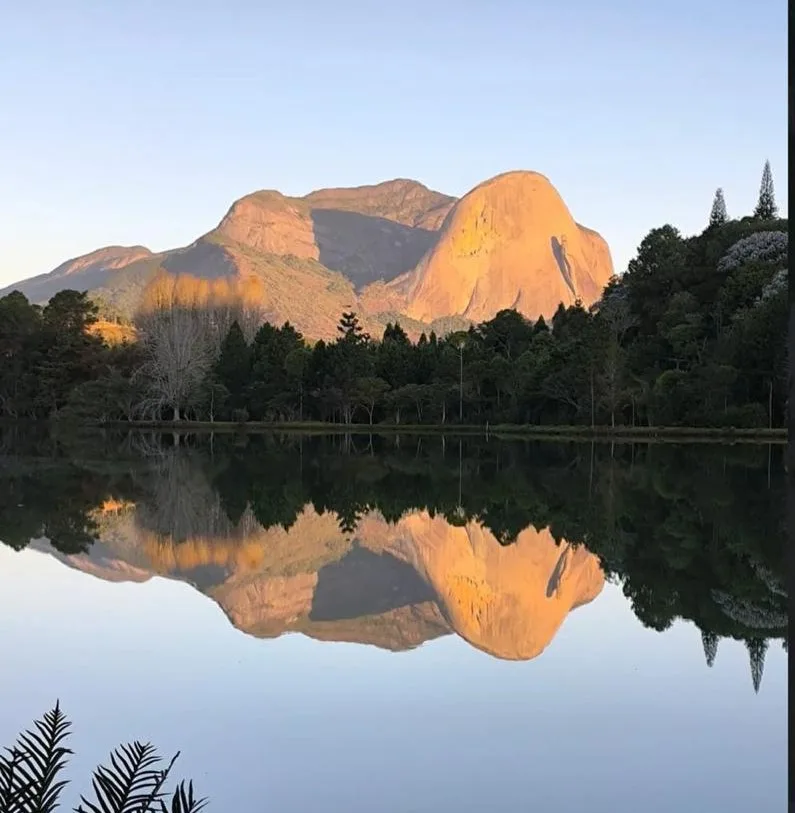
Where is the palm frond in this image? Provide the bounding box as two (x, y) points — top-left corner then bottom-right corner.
(1, 706), (207, 813)
(162, 781), (207, 813)
(0, 747), (27, 813)
(0, 700), (72, 813)
(75, 742), (174, 813)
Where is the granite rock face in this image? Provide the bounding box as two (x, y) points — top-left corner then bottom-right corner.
(2, 172), (612, 338)
(405, 171), (613, 323)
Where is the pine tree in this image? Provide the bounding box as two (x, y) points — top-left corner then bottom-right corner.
(746, 637), (768, 694)
(701, 629), (718, 667)
(533, 315), (549, 334)
(383, 322), (409, 345)
(708, 188), (728, 227)
(337, 312), (367, 344)
(216, 320), (251, 413)
(753, 161), (777, 220)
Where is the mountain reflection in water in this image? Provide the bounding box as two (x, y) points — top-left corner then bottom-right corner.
(0, 430), (787, 689)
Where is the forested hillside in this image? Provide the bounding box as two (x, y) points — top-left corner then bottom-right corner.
(0, 166), (787, 430)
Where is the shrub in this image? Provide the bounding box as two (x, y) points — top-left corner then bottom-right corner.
(712, 403), (768, 428)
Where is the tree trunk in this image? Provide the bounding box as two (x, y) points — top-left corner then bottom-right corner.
(768, 379), (773, 429)
(173, 405), (180, 422)
(459, 348), (463, 423)
(767, 442), (772, 488)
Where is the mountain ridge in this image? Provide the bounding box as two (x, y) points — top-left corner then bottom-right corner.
(2, 172), (613, 339)
(32, 504), (604, 660)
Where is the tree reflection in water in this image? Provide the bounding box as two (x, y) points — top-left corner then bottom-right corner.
(0, 429), (787, 690)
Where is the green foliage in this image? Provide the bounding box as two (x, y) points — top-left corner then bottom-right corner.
(214, 321), (250, 417)
(245, 322), (305, 420)
(354, 376), (390, 423)
(623, 225), (689, 333)
(61, 370), (143, 423)
(0, 290), (122, 419)
(0, 702), (206, 812)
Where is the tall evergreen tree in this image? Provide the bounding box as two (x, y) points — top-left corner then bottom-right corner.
(701, 629), (718, 667)
(746, 637), (768, 693)
(383, 322), (410, 345)
(753, 161), (777, 220)
(216, 320), (251, 413)
(337, 312), (368, 345)
(708, 188), (728, 227)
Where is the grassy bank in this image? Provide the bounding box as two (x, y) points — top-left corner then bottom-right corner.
(102, 420), (788, 444)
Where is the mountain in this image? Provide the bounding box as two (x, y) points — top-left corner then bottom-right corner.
(2, 173), (613, 340)
(303, 178), (455, 230)
(404, 171), (613, 322)
(34, 503), (604, 660)
(5, 245), (154, 306)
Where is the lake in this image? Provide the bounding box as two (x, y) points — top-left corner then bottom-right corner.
(0, 431), (788, 812)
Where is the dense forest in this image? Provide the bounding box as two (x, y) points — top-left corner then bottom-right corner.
(0, 428), (786, 692)
(0, 165), (788, 429)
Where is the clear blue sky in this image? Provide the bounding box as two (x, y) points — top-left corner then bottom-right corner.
(0, 0), (788, 288)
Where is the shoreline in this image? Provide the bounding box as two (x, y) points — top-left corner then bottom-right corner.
(48, 420), (790, 444)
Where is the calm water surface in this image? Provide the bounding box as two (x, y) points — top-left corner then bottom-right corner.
(0, 433), (788, 812)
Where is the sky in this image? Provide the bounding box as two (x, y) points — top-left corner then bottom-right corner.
(0, 0), (788, 288)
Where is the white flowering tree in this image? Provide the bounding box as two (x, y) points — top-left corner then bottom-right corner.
(717, 230), (788, 273)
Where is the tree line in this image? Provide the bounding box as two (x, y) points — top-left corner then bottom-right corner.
(0, 163), (787, 429)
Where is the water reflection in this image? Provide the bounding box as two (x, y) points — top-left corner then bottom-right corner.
(0, 430), (787, 688)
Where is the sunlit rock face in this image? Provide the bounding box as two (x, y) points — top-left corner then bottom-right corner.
(358, 511), (605, 660)
(36, 503), (604, 661)
(404, 170), (614, 323)
(3, 172), (613, 340)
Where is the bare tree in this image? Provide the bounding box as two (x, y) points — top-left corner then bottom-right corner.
(135, 449), (256, 543)
(136, 307), (216, 421)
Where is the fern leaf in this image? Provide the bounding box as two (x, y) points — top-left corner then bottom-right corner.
(0, 747), (31, 813)
(74, 741), (172, 813)
(161, 781), (207, 813)
(0, 701), (72, 813)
